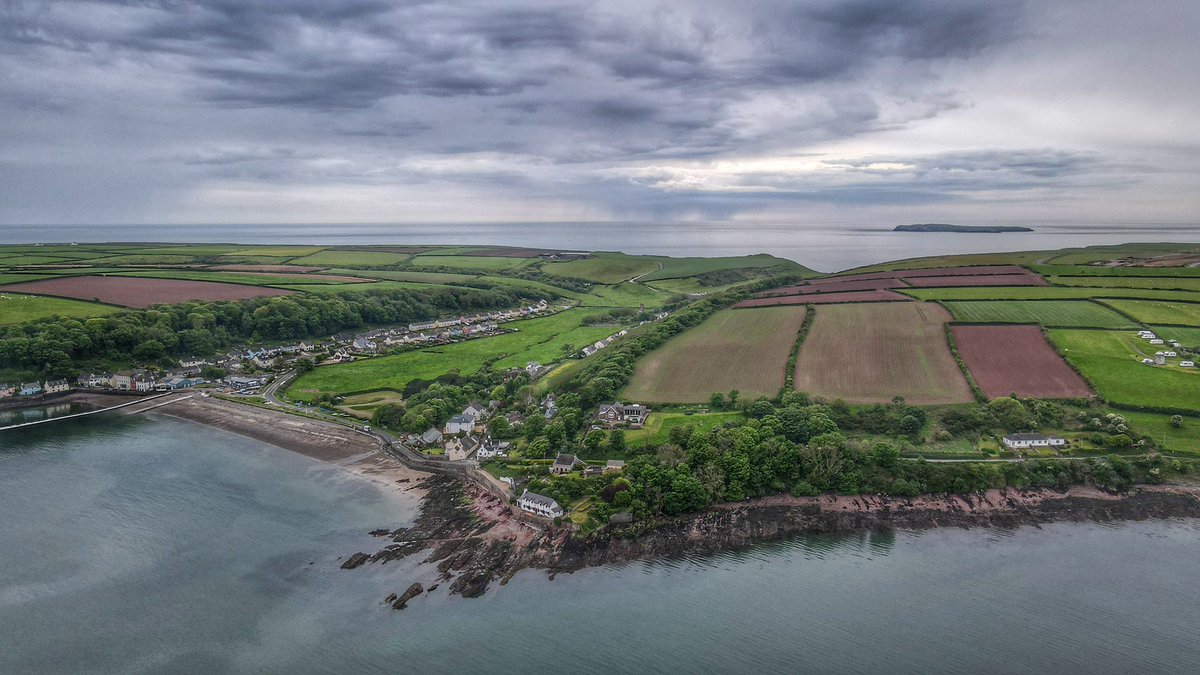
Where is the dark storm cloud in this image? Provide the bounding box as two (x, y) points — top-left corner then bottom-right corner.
(0, 0), (1194, 223)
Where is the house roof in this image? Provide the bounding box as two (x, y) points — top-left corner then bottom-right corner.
(1003, 433), (1061, 441)
(421, 428), (443, 442)
(520, 491), (561, 509)
(553, 454), (578, 466)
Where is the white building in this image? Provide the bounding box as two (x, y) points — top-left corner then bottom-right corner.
(517, 490), (564, 519)
(443, 414), (475, 435)
(1002, 433), (1067, 451)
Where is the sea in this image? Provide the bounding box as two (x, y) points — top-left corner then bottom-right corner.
(2, 221), (1200, 271)
(2, 412), (1199, 673)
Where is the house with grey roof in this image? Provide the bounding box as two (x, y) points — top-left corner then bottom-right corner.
(517, 490), (564, 519)
(1001, 433), (1066, 451)
(551, 454), (582, 475)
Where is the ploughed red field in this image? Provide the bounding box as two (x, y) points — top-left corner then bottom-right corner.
(951, 324), (1093, 399)
(0, 275), (294, 308)
(735, 290), (910, 308)
(902, 273), (1047, 287)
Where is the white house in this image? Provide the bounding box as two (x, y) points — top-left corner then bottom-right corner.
(517, 490), (564, 519)
(476, 439), (510, 460)
(461, 401), (488, 422)
(1002, 433), (1067, 451)
(443, 414), (475, 435)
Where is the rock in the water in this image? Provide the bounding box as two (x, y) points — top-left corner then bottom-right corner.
(369, 528), (391, 537)
(383, 593), (397, 604)
(341, 552), (370, 569)
(391, 582), (424, 610)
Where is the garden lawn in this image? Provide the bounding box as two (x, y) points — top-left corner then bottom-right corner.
(1098, 299), (1200, 327)
(624, 412), (746, 446)
(0, 293), (122, 325)
(942, 300), (1136, 328)
(1048, 329), (1200, 412)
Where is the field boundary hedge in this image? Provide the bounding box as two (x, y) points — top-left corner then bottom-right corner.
(781, 304), (815, 397)
(943, 323), (987, 403)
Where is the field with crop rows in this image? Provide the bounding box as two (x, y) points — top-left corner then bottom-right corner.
(623, 306), (808, 403)
(792, 303), (973, 404)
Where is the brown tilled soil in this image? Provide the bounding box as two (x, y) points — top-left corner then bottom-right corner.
(952, 324), (1093, 398)
(0, 275), (293, 307)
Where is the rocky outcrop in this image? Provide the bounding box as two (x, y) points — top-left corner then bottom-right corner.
(343, 476), (1200, 604)
(391, 583), (424, 610)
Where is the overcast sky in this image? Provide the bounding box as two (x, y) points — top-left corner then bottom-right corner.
(2, 0), (1198, 226)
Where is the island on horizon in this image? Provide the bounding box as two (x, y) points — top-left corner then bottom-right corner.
(894, 223), (1034, 233)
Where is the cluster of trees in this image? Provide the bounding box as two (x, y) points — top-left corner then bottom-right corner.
(0, 286), (553, 379)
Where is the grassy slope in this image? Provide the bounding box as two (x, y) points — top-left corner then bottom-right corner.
(0, 294), (122, 325)
(640, 254), (809, 280)
(623, 306), (808, 403)
(409, 255), (533, 271)
(286, 309), (608, 400)
(542, 253), (664, 284)
(1049, 329), (1200, 412)
(1121, 410), (1200, 455)
(290, 250), (411, 267)
(942, 300), (1136, 328)
(1049, 276), (1200, 291)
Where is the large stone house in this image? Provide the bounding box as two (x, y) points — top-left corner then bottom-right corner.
(550, 454), (582, 475)
(43, 379), (71, 394)
(445, 434), (483, 462)
(597, 402), (651, 428)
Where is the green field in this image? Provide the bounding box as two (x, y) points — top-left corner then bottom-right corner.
(902, 286), (1200, 303)
(838, 250), (1052, 275)
(226, 246), (326, 258)
(1048, 329), (1200, 412)
(286, 309), (610, 400)
(1121, 410), (1200, 455)
(0, 293), (122, 325)
(1150, 326), (1200, 349)
(290, 250), (411, 267)
(409, 255), (533, 271)
(943, 300), (1136, 328)
(110, 270), (365, 286)
(624, 412), (746, 446)
(641, 254), (804, 281)
(330, 269), (478, 284)
(1050, 276), (1200, 291)
(1098, 299), (1200, 327)
(578, 282), (671, 308)
(273, 281), (451, 294)
(1035, 265), (1200, 278)
(543, 253), (663, 284)
(1044, 243), (1200, 266)
(0, 255), (76, 267)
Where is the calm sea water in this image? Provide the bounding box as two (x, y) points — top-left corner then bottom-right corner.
(2, 412), (1199, 673)
(3, 222), (1200, 271)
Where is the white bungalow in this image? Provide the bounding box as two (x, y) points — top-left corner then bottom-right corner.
(1002, 433), (1067, 451)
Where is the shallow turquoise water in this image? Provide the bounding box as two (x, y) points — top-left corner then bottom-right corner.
(2, 413), (1199, 673)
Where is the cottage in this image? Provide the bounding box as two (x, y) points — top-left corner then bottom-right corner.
(505, 411), (526, 427)
(461, 401), (488, 422)
(551, 454), (582, 475)
(582, 465), (604, 478)
(77, 373), (110, 388)
(597, 402), (651, 428)
(477, 439), (510, 460)
(43, 379), (70, 394)
(443, 414), (475, 435)
(419, 427), (444, 447)
(1001, 433), (1067, 451)
(0, 383), (15, 399)
(19, 382), (43, 396)
(517, 490), (564, 519)
(604, 459), (626, 474)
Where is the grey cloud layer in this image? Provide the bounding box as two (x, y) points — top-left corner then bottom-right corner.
(0, 0), (1195, 223)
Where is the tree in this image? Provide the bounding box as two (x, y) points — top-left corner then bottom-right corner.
(872, 441), (900, 467)
(295, 357), (315, 374)
(371, 404), (406, 429)
(727, 390), (740, 406)
(487, 416), (514, 439)
(583, 429), (606, 454)
(988, 397), (1030, 431)
(746, 398), (774, 419)
(607, 429), (627, 455)
(898, 414), (922, 437)
(528, 437), (552, 458)
(709, 392), (726, 409)
(1170, 415), (1184, 429)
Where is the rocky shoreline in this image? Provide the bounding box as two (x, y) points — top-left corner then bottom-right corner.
(345, 476), (1200, 606)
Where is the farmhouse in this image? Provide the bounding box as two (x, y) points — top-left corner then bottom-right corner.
(597, 402), (651, 428)
(43, 379), (71, 394)
(517, 490), (564, 519)
(551, 454), (582, 474)
(1002, 433), (1067, 451)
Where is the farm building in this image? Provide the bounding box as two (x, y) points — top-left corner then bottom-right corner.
(1002, 433), (1067, 451)
(517, 490), (564, 518)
